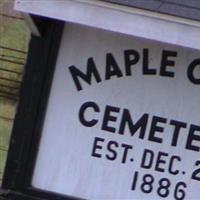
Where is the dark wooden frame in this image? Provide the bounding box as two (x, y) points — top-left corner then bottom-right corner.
(0, 16), (82, 200)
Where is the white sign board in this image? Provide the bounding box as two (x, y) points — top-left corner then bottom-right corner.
(32, 23), (200, 200)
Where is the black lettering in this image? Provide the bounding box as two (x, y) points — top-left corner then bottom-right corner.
(121, 144), (133, 163)
(105, 53), (123, 80)
(187, 59), (200, 84)
(102, 105), (120, 133)
(92, 137), (104, 158)
(186, 124), (200, 152)
(141, 149), (154, 169)
(106, 140), (119, 161)
(143, 48), (156, 75)
(170, 120), (187, 146)
(119, 110), (148, 138)
(124, 49), (140, 76)
(155, 152), (168, 172)
(69, 58), (101, 91)
(79, 101), (100, 127)
(169, 156), (181, 175)
(160, 50), (177, 77)
(148, 116), (167, 143)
